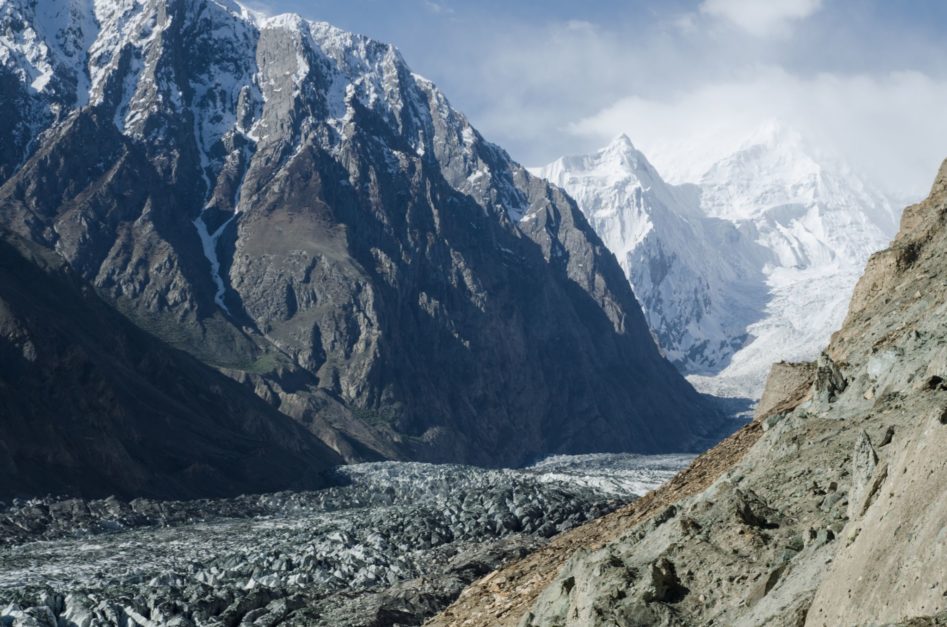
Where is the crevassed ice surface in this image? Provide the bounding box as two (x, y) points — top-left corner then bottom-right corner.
(0, 455), (691, 625)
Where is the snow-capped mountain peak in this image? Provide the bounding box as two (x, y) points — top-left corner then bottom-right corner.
(542, 133), (664, 191)
(536, 135), (768, 376)
(537, 124), (901, 397)
(700, 122), (898, 268)
(536, 134), (705, 257)
(1, 0), (540, 306)
(600, 132), (638, 161)
(537, 138), (660, 262)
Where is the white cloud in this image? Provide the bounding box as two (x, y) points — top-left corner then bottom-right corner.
(673, 13), (700, 34)
(424, 1), (454, 15)
(238, 1), (274, 17)
(375, 1), (946, 201)
(569, 68), (947, 199)
(699, 0), (824, 36)
(564, 19), (596, 33)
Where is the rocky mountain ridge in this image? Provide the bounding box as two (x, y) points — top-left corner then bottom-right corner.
(0, 231), (343, 499)
(0, 0), (723, 496)
(431, 159), (947, 626)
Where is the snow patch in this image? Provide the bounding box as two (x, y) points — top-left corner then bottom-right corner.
(193, 214), (237, 314)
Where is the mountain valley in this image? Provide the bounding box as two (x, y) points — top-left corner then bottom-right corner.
(431, 160), (947, 627)
(0, 1), (943, 626)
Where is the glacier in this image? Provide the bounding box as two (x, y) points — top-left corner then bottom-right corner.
(0, 454), (693, 626)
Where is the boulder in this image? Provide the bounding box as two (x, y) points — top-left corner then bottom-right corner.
(756, 361), (817, 421)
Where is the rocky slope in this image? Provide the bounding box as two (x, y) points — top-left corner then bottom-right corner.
(537, 124), (899, 398)
(0, 231), (342, 499)
(0, 0), (722, 483)
(431, 160), (947, 626)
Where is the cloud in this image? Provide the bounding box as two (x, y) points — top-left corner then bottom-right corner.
(435, 19), (639, 152)
(568, 68), (947, 199)
(564, 19), (596, 32)
(238, 1), (274, 17)
(423, 1), (454, 15)
(673, 13), (700, 34)
(296, 0), (945, 201)
(699, 0), (824, 36)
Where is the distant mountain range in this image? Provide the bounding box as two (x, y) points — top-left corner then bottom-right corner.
(536, 123), (900, 397)
(0, 0), (723, 497)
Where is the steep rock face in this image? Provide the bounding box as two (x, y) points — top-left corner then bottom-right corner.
(0, 232), (342, 499)
(754, 361), (815, 421)
(803, 160), (947, 626)
(0, 0), (721, 470)
(431, 160), (947, 626)
(537, 135), (768, 374)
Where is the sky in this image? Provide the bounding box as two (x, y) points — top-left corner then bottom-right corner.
(249, 0), (947, 200)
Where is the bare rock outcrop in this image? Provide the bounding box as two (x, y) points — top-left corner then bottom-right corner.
(806, 402), (947, 625)
(755, 361), (816, 421)
(846, 431), (879, 520)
